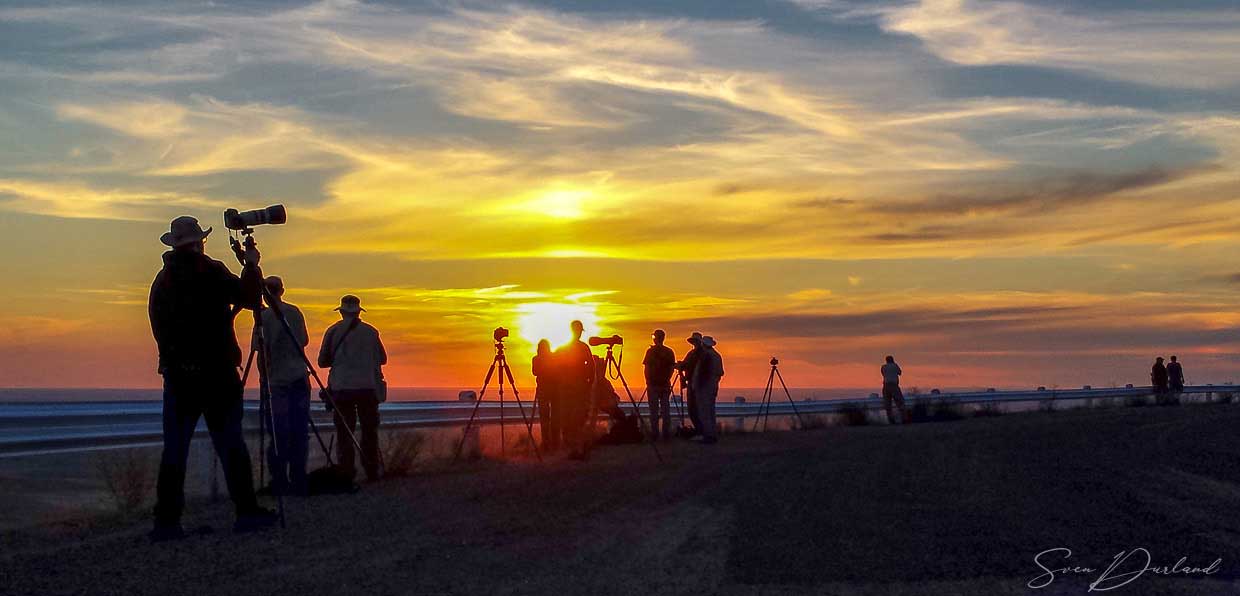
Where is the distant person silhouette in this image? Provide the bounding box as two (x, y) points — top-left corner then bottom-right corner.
(252, 276), (310, 496)
(881, 355), (909, 424)
(1168, 356), (1185, 392)
(148, 216), (277, 541)
(555, 320), (594, 460)
(1151, 356), (1169, 396)
(318, 295), (387, 482)
(532, 339), (561, 451)
(691, 335), (724, 444)
(642, 329), (676, 441)
(677, 332), (705, 437)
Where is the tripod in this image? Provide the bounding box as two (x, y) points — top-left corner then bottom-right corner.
(238, 295), (285, 528)
(671, 370), (686, 425)
(753, 357), (805, 432)
(230, 229), (374, 499)
(453, 340), (542, 461)
(599, 344), (663, 462)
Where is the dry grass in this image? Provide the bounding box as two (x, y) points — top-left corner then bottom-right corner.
(380, 429), (427, 477)
(972, 402), (1004, 418)
(833, 406), (867, 427)
(94, 449), (155, 514)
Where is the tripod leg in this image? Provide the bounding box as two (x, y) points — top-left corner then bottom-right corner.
(611, 358), (663, 463)
(754, 369), (771, 432)
(240, 348), (256, 387)
(501, 362), (543, 462)
(753, 366), (773, 426)
(453, 359), (497, 461)
(499, 378), (505, 458)
(306, 413), (334, 467)
(776, 369), (805, 429)
(252, 313), (285, 528)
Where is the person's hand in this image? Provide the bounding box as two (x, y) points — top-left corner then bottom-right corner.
(244, 242), (261, 266)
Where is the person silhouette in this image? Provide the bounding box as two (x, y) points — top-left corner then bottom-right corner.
(148, 216), (277, 541)
(556, 320), (594, 460)
(1151, 357), (1169, 396)
(881, 355), (909, 424)
(1168, 356), (1185, 393)
(317, 295), (387, 482)
(691, 336), (724, 444)
(252, 276), (311, 496)
(532, 339), (560, 451)
(643, 329), (676, 441)
(677, 332), (705, 437)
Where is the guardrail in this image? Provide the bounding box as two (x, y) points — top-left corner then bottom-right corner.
(1, 384), (1233, 456)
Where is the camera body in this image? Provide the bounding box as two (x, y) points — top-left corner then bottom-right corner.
(589, 334), (623, 347)
(493, 327), (510, 342)
(224, 204), (287, 230)
(770, 357), (780, 366)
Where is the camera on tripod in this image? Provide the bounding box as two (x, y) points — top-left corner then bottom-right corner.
(493, 327), (509, 342)
(770, 357), (779, 366)
(224, 204), (287, 230)
(588, 334), (623, 347)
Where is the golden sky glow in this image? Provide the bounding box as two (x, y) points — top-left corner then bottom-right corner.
(1, 0), (1239, 391)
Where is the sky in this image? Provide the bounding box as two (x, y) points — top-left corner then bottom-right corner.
(1, 0), (1238, 391)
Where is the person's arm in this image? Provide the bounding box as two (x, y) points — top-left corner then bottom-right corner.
(291, 307), (309, 348)
(895, 364), (902, 377)
(318, 326), (335, 368)
(148, 274), (170, 373)
(374, 329), (388, 366)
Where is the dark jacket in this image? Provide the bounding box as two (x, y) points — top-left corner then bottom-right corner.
(149, 250), (261, 375)
(1151, 362), (1169, 389)
(556, 340), (594, 387)
(692, 347), (725, 395)
(643, 344), (676, 388)
(678, 346), (702, 389)
(1165, 359), (1185, 389)
(1167, 362), (1185, 388)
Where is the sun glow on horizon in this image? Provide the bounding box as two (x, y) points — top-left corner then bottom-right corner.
(514, 301), (602, 348)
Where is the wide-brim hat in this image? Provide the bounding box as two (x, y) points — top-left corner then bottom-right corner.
(160, 216), (212, 248)
(701, 336), (717, 348)
(335, 294), (365, 313)
(687, 331), (703, 345)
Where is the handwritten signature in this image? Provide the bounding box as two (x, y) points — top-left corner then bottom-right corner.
(1028, 548), (1221, 591)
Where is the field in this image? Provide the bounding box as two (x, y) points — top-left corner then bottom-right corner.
(4, 403), (1239, 595)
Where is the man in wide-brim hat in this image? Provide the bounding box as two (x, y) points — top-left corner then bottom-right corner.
(691, 335), (725, 444)
(148, 215), (277, 541)
(676, 331), (705, 437)
(318, 294), (388, 481)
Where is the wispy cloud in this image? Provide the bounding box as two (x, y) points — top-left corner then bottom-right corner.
(874, 0), (1240, 88)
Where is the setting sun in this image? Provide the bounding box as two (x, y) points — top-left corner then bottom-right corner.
(515, 301), (602, 347)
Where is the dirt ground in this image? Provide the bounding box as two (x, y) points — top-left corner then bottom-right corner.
(5, 404), (1240, 596)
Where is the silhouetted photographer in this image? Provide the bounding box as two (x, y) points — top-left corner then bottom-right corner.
(252, 276), (311, 496)
(643, 329), (676, 441)
(148, 216), (277, 541)
(318, 295), (387, 482)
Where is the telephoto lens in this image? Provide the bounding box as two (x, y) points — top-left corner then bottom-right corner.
(588, 334), (623, 347)
(223, 204), (287, 230)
